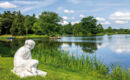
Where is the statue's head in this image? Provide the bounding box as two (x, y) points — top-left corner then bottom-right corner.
(25, 40), (35, 50)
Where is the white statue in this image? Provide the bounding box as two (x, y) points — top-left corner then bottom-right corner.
(12, 40), (47, 78)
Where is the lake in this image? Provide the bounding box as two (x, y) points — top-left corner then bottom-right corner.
(0, 34), (130, 70)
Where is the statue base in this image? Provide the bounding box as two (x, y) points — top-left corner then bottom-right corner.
(12, 68), (47, 78)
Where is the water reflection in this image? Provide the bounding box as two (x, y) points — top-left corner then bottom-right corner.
(59, 36), (103, 55)
(110, 35), (130, 53)
(57, 35), (130, 69)
(0, 39), (24, 57)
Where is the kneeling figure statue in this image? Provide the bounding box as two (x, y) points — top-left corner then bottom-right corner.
(12, 40), (47, 78)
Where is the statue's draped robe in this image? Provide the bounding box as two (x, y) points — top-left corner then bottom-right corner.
(12, 40), (47, 78)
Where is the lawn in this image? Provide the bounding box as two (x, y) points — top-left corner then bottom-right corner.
(0, 57), (129, 80)
(0, 57), (109, 80)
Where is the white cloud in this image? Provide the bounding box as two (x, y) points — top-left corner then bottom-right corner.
(101, 21), (110, 25)
(71, 17), (75, 20)
(64, 9), (75, 13)
(60, 43), (70, 51)
(110, 12), (130, 20)
(115, 20), (128, 24)
(96, 17), (105, 21)
(79, 14), (85, 18)
(0, 2), (16, 9)
(62, 16), (68, 20)
(61, 21), (69, 25)
(110, 37), (130, 54)
(62, 16), (75, 20)
(71, 21), (80, 25)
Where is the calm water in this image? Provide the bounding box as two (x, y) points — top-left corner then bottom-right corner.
(0, 34), (130, 69)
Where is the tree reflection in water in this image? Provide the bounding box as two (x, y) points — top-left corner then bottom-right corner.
(59, 36), (103, 54)
(0, 36), (103, 57)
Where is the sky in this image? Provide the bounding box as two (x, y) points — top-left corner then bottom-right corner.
(0, 0), (130, 29)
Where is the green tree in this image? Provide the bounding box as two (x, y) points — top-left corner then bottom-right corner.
(81, 16), (98, 34)
(0, 15), (2, 34)
(106, 26), (112, 33)
(73, 23), (82, 35)
(64, 22), (73, 34)
(10, 11), (25, 35)
(32, 11), (61, 36)
(55, 24), (64, 35)
(97, 24), (104, 33)
(32, 21), (42, 34)
(24, 14), (37, 35)
(0, 11), (16, 34)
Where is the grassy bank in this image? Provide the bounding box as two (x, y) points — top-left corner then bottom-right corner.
(0, 34), (48, 39)
(0, 57), (107, 80)
(0, 49), (129, 80)
(1, 33), (130, 39)
(32, 47), (130, 80)
(0, 56), (129, 80)
(71, 33), (105, 37)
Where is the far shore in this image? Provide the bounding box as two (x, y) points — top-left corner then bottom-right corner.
(0, 34), (49, 39)
(0, 33), (130, 39)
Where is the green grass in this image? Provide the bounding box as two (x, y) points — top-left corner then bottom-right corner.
(0, 56), (129, 80)
(73, 33), (105, 37)
(21, 34), (48, 38)
(0, 42), (130, 80)
(0, 34), (48, 39)
(0, 57), (107, 80)
(87, 33), (105, 36)
(33, 49), (109, 74)
(31, 47), (130, 80)
(32, 44), (109, 74)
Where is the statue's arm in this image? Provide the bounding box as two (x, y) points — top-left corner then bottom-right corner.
(22, 49), (32, 60)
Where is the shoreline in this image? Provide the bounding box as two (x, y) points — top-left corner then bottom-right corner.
(0, 57), (129, 80)
(0, 34), (49, 39)
(1, 33), (130, 38)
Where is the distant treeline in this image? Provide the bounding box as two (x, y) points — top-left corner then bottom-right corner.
(0, 11), (130, 36)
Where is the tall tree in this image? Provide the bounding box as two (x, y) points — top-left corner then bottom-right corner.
(0, 11), (16, 34)
(73, 23), (82, 35)
(106, 26), (112, 33)
(64, 22), (73, 34)
(10, 11), (25, 35)
(0, 14), (2, 34)
(24, 14), (37, 35)
(81, 16), (98, 34)
(32, 11), (61, 36)
(97, 24), (104, 33)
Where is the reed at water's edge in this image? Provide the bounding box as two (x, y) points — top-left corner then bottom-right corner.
(32, 45), (130, 80)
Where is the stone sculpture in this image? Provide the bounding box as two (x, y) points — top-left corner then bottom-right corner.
(12, 40), (47, 78)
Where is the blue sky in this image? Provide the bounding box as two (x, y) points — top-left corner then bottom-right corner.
(0, 0), (130, 29)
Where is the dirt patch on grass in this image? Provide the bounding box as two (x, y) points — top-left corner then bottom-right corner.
(0, 68), (3, 70)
